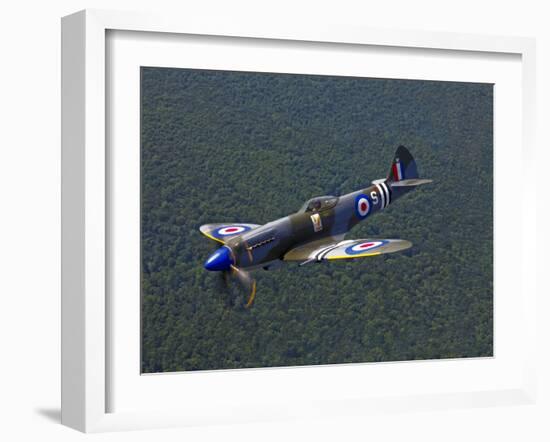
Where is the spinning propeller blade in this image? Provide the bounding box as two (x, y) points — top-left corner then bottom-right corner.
(230, 265), (257, 308)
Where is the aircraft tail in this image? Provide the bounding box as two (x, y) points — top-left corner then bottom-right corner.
(385, 145), (432, 188)
(372, 145), (431, 188)
(387, 145), (418, 182)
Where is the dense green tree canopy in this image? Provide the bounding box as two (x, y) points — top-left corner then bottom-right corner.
(141, 67), (493, 373)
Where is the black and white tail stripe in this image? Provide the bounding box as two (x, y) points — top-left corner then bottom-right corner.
(375, 183), (385, 208)
(382, 181), (391, 206)
(375, 181), (391, 209)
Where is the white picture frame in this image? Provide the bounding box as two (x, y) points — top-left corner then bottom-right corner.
(61, 9), (537, 433)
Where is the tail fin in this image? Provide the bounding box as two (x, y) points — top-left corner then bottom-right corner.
(387, 145), (418, 182)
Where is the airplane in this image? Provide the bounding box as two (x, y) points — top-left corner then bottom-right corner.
(200, 145), (432, 307)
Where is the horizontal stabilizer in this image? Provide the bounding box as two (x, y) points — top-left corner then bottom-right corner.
(389, 178), (432, 188)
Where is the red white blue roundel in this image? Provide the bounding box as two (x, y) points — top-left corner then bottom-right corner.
(345, 240), (388, 255)
(355, 194), (371, 219)
(212, 225), (252, 239)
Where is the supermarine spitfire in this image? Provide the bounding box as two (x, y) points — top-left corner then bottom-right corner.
(200, 146), (432, 307)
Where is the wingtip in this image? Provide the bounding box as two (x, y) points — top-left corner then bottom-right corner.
(199, 226), (226, 244)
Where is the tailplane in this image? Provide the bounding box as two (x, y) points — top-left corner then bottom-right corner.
(390, 178), (433, 187)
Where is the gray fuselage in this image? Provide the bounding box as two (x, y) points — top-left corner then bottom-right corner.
(224, 179), (410, 269)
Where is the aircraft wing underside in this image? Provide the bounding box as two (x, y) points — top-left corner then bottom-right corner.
(284, 238), (412, 264)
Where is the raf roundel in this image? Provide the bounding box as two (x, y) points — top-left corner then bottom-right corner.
(355, 194), (371, 219)
(345, 240), (387, 255)
(217, 225), (248, 236)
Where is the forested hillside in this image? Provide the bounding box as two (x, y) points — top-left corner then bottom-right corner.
(140, 67), (493, 373)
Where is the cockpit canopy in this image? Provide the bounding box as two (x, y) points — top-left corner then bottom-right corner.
(299, 195), (339, 213)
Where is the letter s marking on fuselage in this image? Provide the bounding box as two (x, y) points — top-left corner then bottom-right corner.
(370, 191), (379, 206)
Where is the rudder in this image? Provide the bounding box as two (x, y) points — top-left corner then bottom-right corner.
(387, 145), (418, 182)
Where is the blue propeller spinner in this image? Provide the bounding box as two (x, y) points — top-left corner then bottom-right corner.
(204, 246), (233, 271)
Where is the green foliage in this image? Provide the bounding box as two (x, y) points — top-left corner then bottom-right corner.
(140, 67), (493, 373)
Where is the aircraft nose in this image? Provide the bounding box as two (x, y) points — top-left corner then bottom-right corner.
(204, 246), (233, 271)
